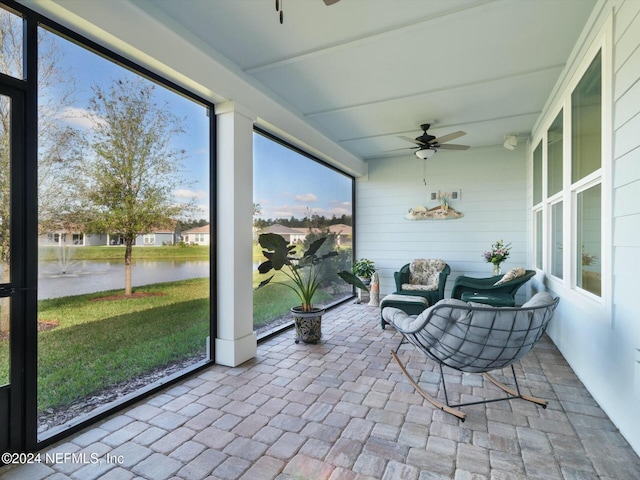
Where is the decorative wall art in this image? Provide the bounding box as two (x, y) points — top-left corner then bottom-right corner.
(405, 191), (464, 221)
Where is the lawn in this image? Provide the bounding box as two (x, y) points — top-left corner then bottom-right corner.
(0, 242), (350, 411)
(0, 277), (210, 411)
(38, 244), (209, 262)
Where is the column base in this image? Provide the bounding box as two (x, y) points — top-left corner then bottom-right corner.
(214, 332), (257, 367)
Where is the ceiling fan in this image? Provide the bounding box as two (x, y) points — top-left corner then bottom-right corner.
(276, 0), (340, 24)
(393, 123), (470, 159)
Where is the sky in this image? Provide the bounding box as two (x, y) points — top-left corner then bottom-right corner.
(253, 133), (352, 221)
(47, 27), (351, 224)
(49, 30), (211, 221)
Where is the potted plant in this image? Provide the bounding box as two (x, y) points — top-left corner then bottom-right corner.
(352, 258), (376, 286)
(256, 233), (368, 344)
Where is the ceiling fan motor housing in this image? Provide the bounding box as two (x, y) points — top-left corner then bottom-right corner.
(417, 123), (435, 144)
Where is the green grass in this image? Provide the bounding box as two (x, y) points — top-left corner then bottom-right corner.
(252, 244), (341, 328)
(38, 244), (209, 261)
(0, 242), (348, 409)
(0, 277), (210, 411)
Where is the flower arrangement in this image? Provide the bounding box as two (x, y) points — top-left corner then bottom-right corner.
(483, 239), (512, 275)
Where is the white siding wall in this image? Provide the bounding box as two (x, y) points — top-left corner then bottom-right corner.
(357, 145), (529, 301)
(541, 0), (640, 454)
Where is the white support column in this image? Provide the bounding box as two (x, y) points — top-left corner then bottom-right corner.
(214, 101), (257, 367)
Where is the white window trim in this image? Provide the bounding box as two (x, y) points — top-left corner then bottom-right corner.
(143, 233), (156, 245)
(547, 197), (563, 282)
(530, 15), (612, 324)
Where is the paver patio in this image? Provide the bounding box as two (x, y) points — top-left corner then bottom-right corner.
(1, 301), (639, 479)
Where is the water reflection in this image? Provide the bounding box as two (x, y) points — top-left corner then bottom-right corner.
(38, 259), (209, 299)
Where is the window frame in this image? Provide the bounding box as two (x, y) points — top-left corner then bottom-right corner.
(530, 18), (612, 321)
(252, 127), (357, 338)
(1, 0), (217, 452)
(143, 233), (155, 245)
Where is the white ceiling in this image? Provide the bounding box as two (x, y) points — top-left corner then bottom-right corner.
(52, 0), (599, 162)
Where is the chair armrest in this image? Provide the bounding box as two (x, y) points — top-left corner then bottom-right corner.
(436, 264), (451, 300)
(451, 270), (536, 299)
(451, 274), (502, 299)
(394, 264), (410, 291)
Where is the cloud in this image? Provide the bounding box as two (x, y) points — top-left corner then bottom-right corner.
(58, 106), (103, 129)
(294, 193), (318, 203)
(194, 204), (210, 220)
(174, 189), (208, 199)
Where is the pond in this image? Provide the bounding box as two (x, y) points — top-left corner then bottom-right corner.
(38, 259), (209, 299)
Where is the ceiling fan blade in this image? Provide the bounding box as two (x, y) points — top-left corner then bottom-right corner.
(437, 143), (470, 150)
(398, 135), (426, 146)
(430, 131), (466, 144)
(385, 146), (418, 152)
(323, 0), (341, 4)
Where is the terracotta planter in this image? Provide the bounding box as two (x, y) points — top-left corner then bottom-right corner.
(291, 306), (325, 344)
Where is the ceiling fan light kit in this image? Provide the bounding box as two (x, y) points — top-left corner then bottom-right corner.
(415, 148), (436, 160)
(503, 134), (518, 150)
(392, 123), (470, 158)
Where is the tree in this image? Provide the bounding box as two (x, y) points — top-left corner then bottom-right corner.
(74, 77), (195, 296)
(0, 13), (77, 332)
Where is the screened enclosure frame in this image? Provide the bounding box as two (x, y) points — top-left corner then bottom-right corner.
(1, 0), (217, 454)
(253, 127), (358, 340)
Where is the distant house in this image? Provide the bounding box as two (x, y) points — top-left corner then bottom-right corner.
(260, 224), (307, 244)
(259, 223), (352, 246)
(181, 224), (210, 246)
(134, 229), (178, 246)
(324, 224), (352, 246)
(40, 224), (180, 247)
(38, 228), (107, 247)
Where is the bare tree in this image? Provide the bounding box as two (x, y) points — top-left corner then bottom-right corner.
(74, 77), (195, 296)
(0, 12), (76, 332)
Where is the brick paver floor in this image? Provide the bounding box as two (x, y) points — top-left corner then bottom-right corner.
(1, 302), (639, 479)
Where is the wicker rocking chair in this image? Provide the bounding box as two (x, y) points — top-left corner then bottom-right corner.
(382, 292), (559, 421)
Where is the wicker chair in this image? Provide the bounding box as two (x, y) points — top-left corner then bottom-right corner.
(383, 292), (559, 420)
(451, 268), (536, 306)
(393, 258), (450, 306)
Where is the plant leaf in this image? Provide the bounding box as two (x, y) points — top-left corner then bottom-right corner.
(257, 260), (273, 274)
(256, 274), (275, 289)
(259, 233), (288, 251)
(258, 233), (289, 269)
(302, 237), (327, 258)
(337, 270), (369, 291)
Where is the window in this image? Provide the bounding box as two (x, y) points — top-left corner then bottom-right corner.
(550, 201), (563, 278)
(35, 26), (212, 441)
(572, 52), (601, 183)
(535, 210), (543, 270)
(572, 51), (602, 296)
(253, 130), (354, 337)
(1, 1), (214, 454)
(533, 141), (543, 205)
(576, 184), (601, 295)
(547, 110), (563, 197)
(72, 233), (84, 245)
(143, 234), (155, 245)
(0, 7), (22, 79)
(530, 43), (606, 304)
